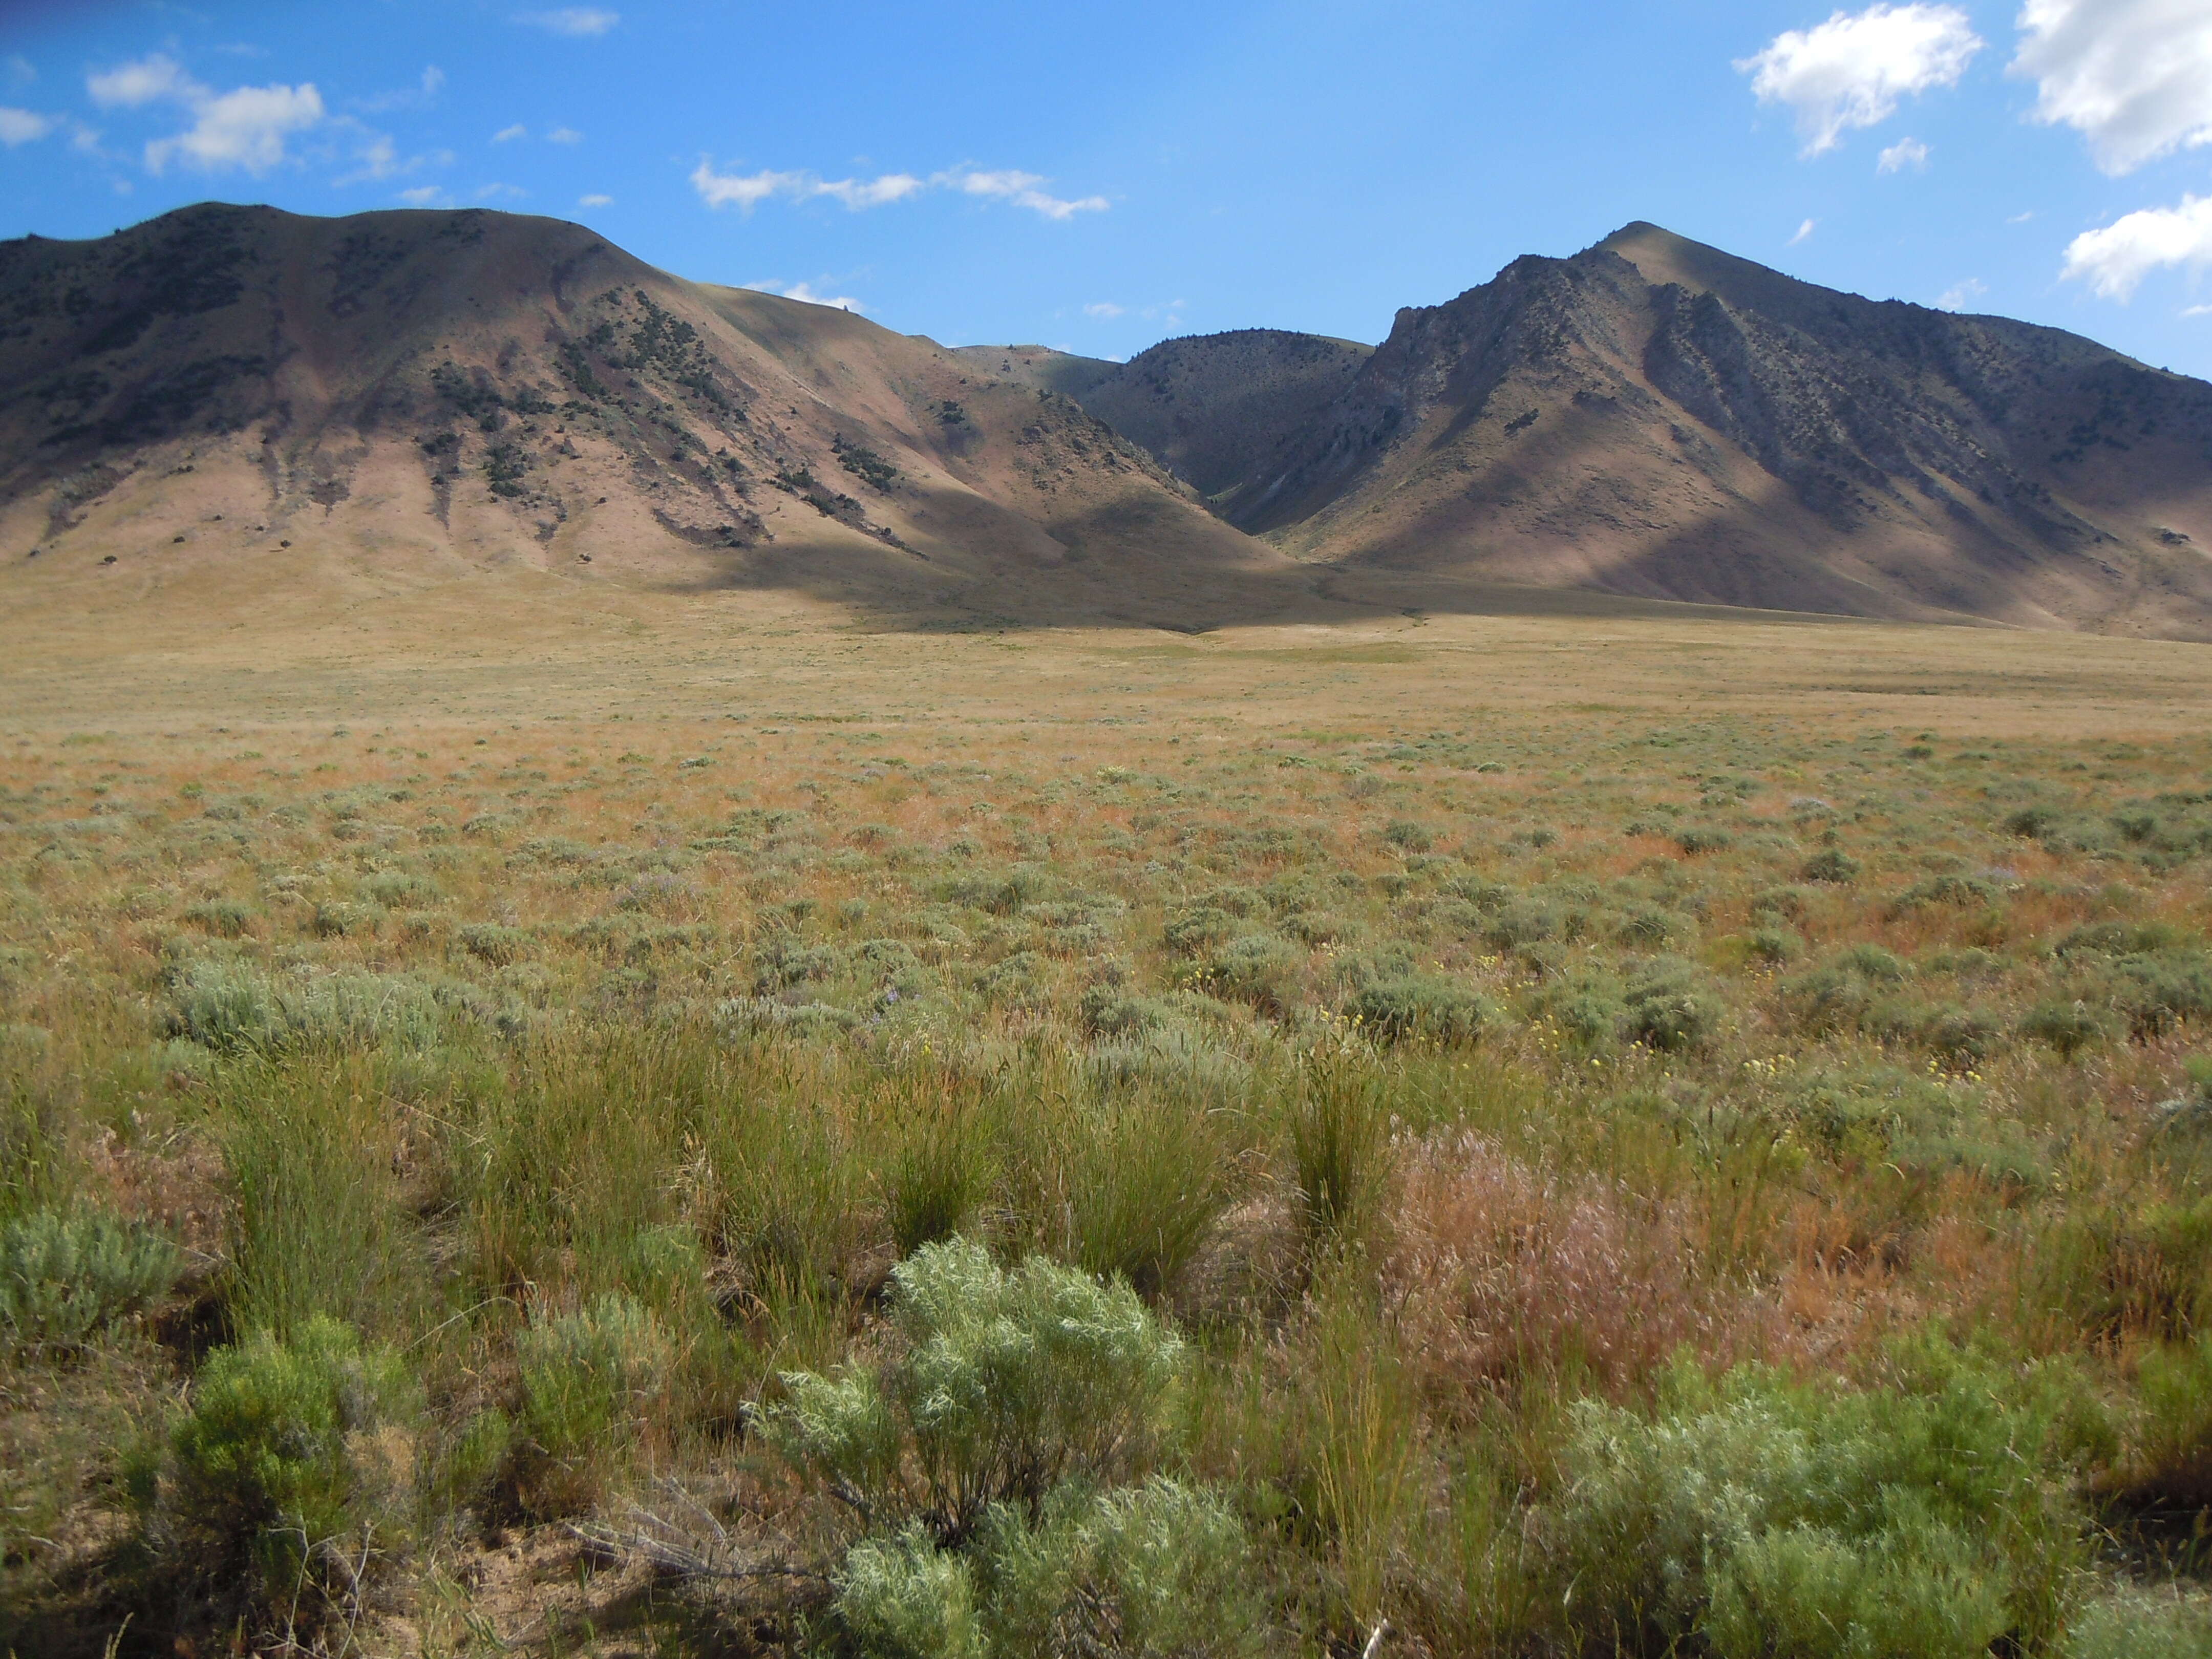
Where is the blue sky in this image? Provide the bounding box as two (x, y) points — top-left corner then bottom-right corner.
(4, 2), (2212, 375)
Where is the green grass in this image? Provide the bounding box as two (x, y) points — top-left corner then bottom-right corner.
(7, 663), (2212, 1654)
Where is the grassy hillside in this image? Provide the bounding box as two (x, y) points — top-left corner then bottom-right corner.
(5, 598), (2212, 1655)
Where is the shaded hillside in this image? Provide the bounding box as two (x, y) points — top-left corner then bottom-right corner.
(1072, 330), (1372, 501)
(0, 204), (1302, 629)
(1100, 225), (2212, 634)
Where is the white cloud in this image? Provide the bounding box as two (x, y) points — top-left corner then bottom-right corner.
(88, 54), (194, 109)
(422, 66), (445, 97)
(547, 125), (582, 144)
(2014, 0), (2212, 176)
(7, 55), (34, 87)
(2061, 194), (2212, 301)
(0, 107), (54, 145)
(943, 167), (1109, 219)
(493, 123), (527, 142)
(516, 9), (620, 36)
(2186, 303), (2212, 317)
(2008, 209), (2036, 223)
(1083, 302), (1125, 319)
(474, 181), (527, 200)
(1737, 4), (1981, 155)
(1791, 217), (1818, 244)
(147, 81), (324, 175)
(691, 156), (1107, 219)
(1937, 276), (1987, 309)
(692, 161), (807, 209)
(398, 185), (444, 205)
(579, 192), (612, 206)
(1877, 135), (1930, 172)
(745, 279), (864, 312)
(814, 172), (922, 207)
(89, 53), (323, 176)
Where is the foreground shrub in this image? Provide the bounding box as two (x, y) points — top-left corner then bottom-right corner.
(1548, 1354), (2085, 1657)
(837, 1479), (1262, 1659)
(166, 958), (444, 1054)
(758, 1238), (1183, 1545)
(0, 1205), (179, 1353)
(147, 1316), (418, 1633)
(514, 1291), (672, 1515)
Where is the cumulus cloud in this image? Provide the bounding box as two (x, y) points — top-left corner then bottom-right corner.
(578, 192), (612, 206)
(1737, 4), (1981, 154)
(1938, 276), (1987, 309)
(745, 279), (864, 312)
(1791, 217), (1818, 244)
(0, 107), (55, 145)
(397, 185), (444, 205)
(148, 82), (324, 175)
(1083, 301), (1125, 319)
(88, 53), (194, 109)
(2014, 0), (2212, 176)
(690, 157), (1106, 219)
(1878, 135), (1930, 172)
(516, 9), (619, 36)
(493, 122), (527, 142)
(2061, 195), (2212, 301)
(547, 125), (582, 144)
(88, 53), (323, 175)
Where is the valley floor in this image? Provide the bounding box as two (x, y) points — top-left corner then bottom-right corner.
(6, 580), (2212, 1656)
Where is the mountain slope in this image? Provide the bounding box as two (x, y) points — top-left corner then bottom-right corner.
(1080, 225), (2212, 634)
(1072, 330), (1373, 501)
(0, 203), (1301, 628)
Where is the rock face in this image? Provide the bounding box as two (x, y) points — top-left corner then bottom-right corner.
(1079, 224), (2212, 633)
(0, 203), (1297, 627)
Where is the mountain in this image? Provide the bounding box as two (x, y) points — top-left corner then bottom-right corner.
(7, 206), (2212, 638)
(0, 203), (1300, 629)
(1071, 331), (1373, 502)
(1060, 224), (2212, 635)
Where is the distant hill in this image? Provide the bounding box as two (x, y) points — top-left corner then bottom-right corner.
(0, 204), (1299, 629)
(1046, 225), (2212, 635)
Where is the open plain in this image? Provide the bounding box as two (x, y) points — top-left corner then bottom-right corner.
(7, 565), (2212, 1655)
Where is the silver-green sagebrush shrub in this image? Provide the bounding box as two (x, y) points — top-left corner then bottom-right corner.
(758, 1237), (1184, 1545)
(166, 956), (446, 1054)
(147, 1316), (419, 1631)
(1548, 1354), (2087, 1658)
(837, 1479), (1262, 1659)
(0, 1205), (179, 1352)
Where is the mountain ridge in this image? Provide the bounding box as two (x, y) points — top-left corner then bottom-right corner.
(1056, 221), (2212, 635)
(4, 205), (2210, 637)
